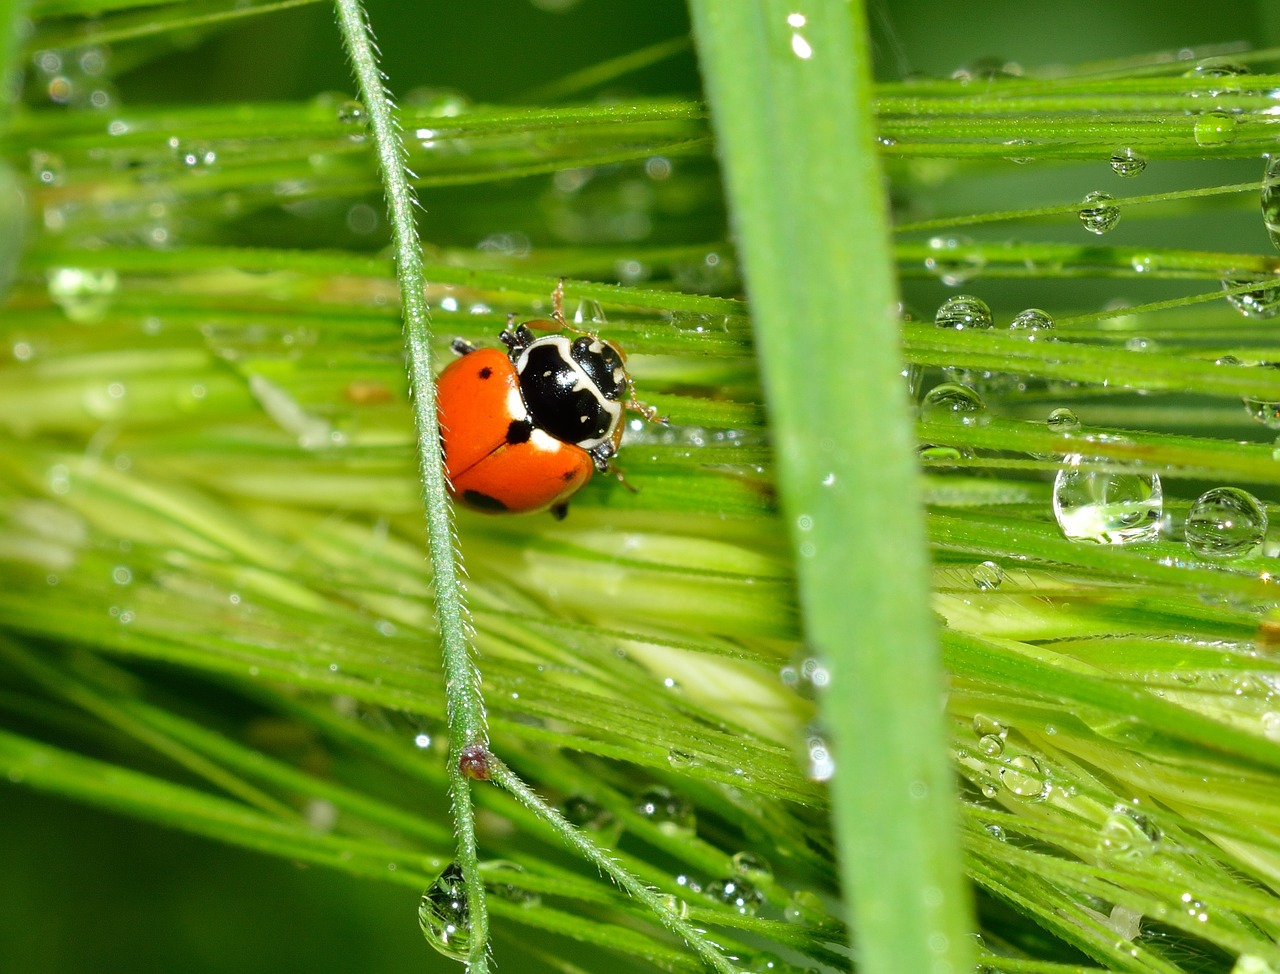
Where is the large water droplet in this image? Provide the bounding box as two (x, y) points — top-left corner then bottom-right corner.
(1109, 147), (1148, 178)
(1185, 487), (1267, 558)
(1000, 754), (1047, 799)
(1264, 156), (1280, 254)
(336, 99), (366, 126)
(1046, 407), (1080, 432)
(1243, 362), (1280, 428)
(1194, 111), (1237, 147)
(634, 786), (696, 835)
(972, 561), (1004, 591)
(1008, 308), (1055, 340)
(486, 861), (540, 906)
(731, 851), (773, 881)
(1078, 191), (1120, 235)
(921, 383), (988, 426)
(559, 794), (615, 832)
(705, 875), (764, 915)
(924, 236), (986, 286)
(1096, 805), (1160, 863)
(418, 863), (471, 962)
(1053, 455), (1162, 544)
(934, 294), (993, 331)
(1221, 275), (1280, 319)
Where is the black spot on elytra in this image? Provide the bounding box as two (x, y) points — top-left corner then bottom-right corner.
(462, 490), (508, 512)
(506, 419), (533, 444)
(477, 366), (493, 379)
(561, 469), (577, 482)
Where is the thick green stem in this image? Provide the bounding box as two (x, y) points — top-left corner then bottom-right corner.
(331, 0), (489, 968)
(687, 2), (974, 973)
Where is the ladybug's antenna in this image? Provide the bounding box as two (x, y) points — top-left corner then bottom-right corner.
(551, 278), (566, 328)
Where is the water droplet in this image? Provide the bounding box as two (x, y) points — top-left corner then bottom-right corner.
(1096, 805), (1160, 863)
(1046, 407), (1080, 432)
(779, 650), (831, 697)
(46, 267), (118, 322)
(1053, 455), (1162, 544)
(1109, 147), (1148, 178)
(658, 893), (688, 917)
(559, 794), (615, 832)
(485, 861), (540, 905)
(972, 714), (1007, 739)
(784, 889), (826, 925)
(1008, 308), (1054, 340)
(418, 863), (470, 962)
(1222, 275), (1280, 319)
(1261, 712), (1280, 742)
(1000, 754), (1047, 799)
(1193, 111), (1237, 147)
(731, 851), (773, 881)
(1262, 156), (1280, 254)
(170, 139), (216, 168)
(634, 786), (695, 835)
(1002, 138), (1033, 164)
(336, 99), (366, 126)
(705, 875), (764, 915)
(971, 733), (1004, 759)
(1078, 191), (1120, 235)
(803, 725), (835, 782)
(934, 294), (993, 331)
(972, 561), (1004, 591)
(901, 363), (922, 399)
(667, 748), (696, 769)
(924, 236), (986, 286)
(1185, 487), (1267, 558)
(1242, 362), (1280, 428)
(920, 383), (989, 426)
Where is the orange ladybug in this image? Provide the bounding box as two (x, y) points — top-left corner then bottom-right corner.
(437, 287), (656, 518)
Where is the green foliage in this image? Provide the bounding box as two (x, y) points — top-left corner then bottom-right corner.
(5, 3), (1280, 974)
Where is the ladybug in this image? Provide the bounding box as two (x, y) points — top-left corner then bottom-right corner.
(437, 285), (658, 518)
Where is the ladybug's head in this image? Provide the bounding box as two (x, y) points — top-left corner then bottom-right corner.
(570, 336), (629, 401)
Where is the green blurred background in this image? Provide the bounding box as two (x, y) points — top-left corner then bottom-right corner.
(5, 1), (1280, 972)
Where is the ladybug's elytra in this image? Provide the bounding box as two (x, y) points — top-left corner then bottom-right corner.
(437, 285), (658, 518)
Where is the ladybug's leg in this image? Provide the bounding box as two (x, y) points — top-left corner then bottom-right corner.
(588, 440), (616, 473)
(549, 502), (570, 521)
(627, 390), (667, 425)
(450, 338), (477, 357)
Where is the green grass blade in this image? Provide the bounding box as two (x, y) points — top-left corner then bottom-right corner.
(687, 3), (972, 973)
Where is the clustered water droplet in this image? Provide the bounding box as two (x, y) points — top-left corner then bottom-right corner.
(1185, 487), (1267, 558)
(1220, 275), (1280, 319)
(924, 236), (987, 286)
(1096, 804), (1161, 863)
(972, 561), (1004, 592)
(1109, 147), (1148, 178)
(634, 786), (696, 835)
(705, 875), (765, 915)
(1000, 754), (1048, 800)
(1078, 191), (1121, 235)
(1053, 454), (1163, 544)
(1242, 362), (1280, 428)
(921, 383), (989, 427)
(935, 294), (994, 331)
(1262, 155), (1280, 254)
(1008, 307), (1055, 340)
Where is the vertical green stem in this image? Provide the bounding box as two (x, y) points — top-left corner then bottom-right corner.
(0, 0), (26, 131)
(331, 1), (489, 968)
(687, 2), (973, 973)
